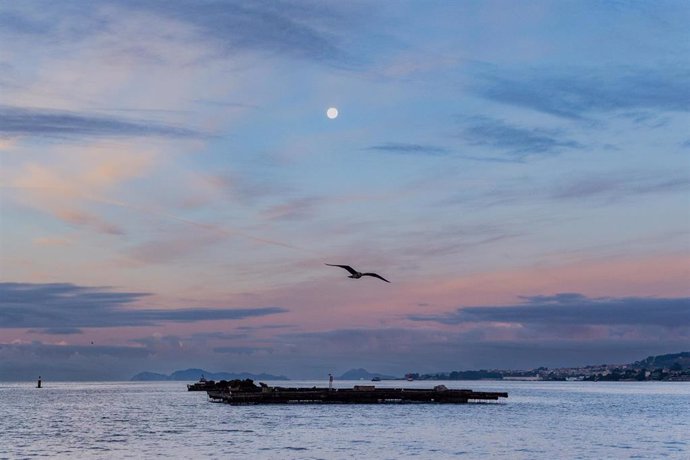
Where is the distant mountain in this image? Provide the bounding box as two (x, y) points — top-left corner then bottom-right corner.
(131, 368), (289, 381)
(131, 371), (169, 381)
(631, 352), (690, 370)
(338, 368), (398, 380)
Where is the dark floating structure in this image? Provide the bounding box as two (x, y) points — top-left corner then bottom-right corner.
(202, 379), (508, 405)
(187, 375), (215, 391)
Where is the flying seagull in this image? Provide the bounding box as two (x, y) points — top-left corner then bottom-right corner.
(325, 264), (390, 283)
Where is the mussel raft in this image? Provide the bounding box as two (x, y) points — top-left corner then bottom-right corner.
(202, 379), (508, 404)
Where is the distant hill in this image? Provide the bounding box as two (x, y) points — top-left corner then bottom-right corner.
(131, 368), (289, 381)
(131, 371), (169, 381)
(404, 351), (690, 382)
(631, 352), (690, 370)
(338, 368), (398, 380)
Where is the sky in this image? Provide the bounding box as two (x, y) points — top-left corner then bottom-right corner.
(1, 0), (689, 380)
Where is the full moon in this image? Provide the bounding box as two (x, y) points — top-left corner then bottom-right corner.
(326, 107), (339, 119)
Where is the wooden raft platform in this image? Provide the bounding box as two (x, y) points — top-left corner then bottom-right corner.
(207, 384), (508, 405)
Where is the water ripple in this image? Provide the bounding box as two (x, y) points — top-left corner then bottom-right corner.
(1, 381), (689, 459)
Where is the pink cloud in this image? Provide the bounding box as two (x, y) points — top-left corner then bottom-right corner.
(55, 208), (124, 235)
(33, 236), (73, 247)
(5, 143), (157, 235)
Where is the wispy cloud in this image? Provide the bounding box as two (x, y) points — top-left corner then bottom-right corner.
(127, 332), (249, 352)
(125, 231), (226, 265)
(28, 327), (83, 335)
(0, 4), (101, 39)
(0, 9), (48, 35)
(441, 170), (689, 211)
(55, 209), (124, 235)
(191, 331), (250, 340)
(136, 0), (361, 66)
(366, 143), (450, 156)
(393, 224), (520, 258)
(237, 324), (295, 331)
(460, 116), (583, 157)
(0, 342), (151, 359)
(0, 282), (288, 329)
(261, 197), (322, 221)
(5, 151), (156, 236)
(0, 105), (202, 139)
(408, 293), (690, 328)
(551, 173), (690, 201)
(278, 328), (429, 356)
(213, 346), (271, 354)
(474, 67), (690, 119)
(1, 1), (366, 69)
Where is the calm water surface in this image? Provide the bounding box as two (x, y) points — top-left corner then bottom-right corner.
(1, 380), (688, 459)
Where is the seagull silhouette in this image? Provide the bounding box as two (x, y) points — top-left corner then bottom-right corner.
(325, 264), (390, 283)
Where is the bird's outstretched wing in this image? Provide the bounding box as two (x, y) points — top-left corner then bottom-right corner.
(325, 263), (358, 275)
(362, 273), (390, 283)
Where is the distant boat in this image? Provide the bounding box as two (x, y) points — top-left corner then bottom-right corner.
(187, 375), (216, 391)
(371, 377), (381, 382)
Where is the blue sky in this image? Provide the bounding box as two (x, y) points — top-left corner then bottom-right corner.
(1, 0), (689, 380)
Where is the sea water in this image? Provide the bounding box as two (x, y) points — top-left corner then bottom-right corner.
(1, 380), (688, 459)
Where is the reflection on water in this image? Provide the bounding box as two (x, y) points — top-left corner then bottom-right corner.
(1, 380), (688, 459)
